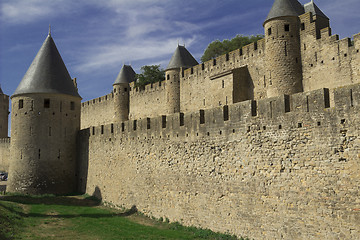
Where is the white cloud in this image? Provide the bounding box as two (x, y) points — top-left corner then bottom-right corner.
(0, 0), (74, 24)
(74, 36), (198, 73)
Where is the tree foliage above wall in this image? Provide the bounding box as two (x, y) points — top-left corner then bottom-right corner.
(135, 65), (165, 88)
(201, 34), (264, 62)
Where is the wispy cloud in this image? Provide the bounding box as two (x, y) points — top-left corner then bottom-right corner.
(0, 0), (75, 24)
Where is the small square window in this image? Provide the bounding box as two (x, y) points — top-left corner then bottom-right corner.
(285, 24), (290, 32)
(44, 99), (50, 108)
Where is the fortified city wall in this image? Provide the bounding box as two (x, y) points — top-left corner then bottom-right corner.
(129, 80), (167, 120)
(79, 12), (360, 124)
(81, 93), (114, 129)
(78, 83), (360, 240)
(300, 13), (360, 92)
(0, 138), (10, 171)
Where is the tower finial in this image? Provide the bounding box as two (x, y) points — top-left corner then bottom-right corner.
(48, 24), (51, 36)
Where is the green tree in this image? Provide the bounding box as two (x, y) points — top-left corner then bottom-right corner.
(201, 34), (264, 62)
(135, 65), (165, 88)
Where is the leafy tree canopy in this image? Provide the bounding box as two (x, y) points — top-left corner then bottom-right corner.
(201, 34), (264, 62)
(135, 65), (165, 88)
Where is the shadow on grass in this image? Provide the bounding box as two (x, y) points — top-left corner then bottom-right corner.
(0, 197), (138, 220)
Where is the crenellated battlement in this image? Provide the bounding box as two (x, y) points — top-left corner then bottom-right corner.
(0, 138), (10, 144)
(82, 92), (114, 108)
(129, 80), (166, 96)
(182, 38), (265, 80)
(85, 83), (360, 143)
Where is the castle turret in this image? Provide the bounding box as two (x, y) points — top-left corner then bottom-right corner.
(113, 65), (135, 122)
(8, 31), (82, 194)
(303, 0), (329, 38)
(0, 87), (9, 138)
(264, 0), (304, 97)
(165, 45), (198, 114)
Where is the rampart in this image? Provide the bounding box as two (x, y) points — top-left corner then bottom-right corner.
(78, 83), (360, 240)
(0, 138), (10, 171)
(81, 93), (114, 129)
(300, 13), (360, 92)
(129, 80), (167, 119)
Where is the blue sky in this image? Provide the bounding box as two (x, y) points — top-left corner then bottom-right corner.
(0, 0), (359, 102)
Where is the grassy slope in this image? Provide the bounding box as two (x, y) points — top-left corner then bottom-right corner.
(0, 194), (244, 240)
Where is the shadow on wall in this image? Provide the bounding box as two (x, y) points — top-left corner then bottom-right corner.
(92, 186), (102, 202)
(77, 129), (90, 194)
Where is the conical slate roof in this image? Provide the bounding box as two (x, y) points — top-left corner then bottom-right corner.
(264, 0), (304, 24)
(13, 34), (81, 98)
(304, 1), (328, 19)
(166, 45), (198, 70)
(113, 65), (136, 85)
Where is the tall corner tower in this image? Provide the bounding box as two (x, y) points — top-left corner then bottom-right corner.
(8, 31), (82, 195)
(264, 0), (304, 97)
(0, 87), (9, 138)
(165, 45), (198, 114)
(113, 65), (135, 122)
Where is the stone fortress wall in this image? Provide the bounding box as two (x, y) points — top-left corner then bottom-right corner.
(78, 83), (360, 240)
(81, 92), (114, 129)
(0, 138), (10, 171)
(80, 12), (360, 126)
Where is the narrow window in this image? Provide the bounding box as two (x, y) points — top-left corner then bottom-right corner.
(133, 120), (137, 131)
(30, 100), (34, 111)
(167, 74), (170, 80)
(202, 63), (205, 70)
(268, 28), (272, 35)
(285, 42), (287, 56)
(284, 24), (290, 32)
(181, 70), (184, 78)
(301, 23), (305, 31)
(124, 88), (127, 92)
(350, 89), (354, 107)
(147, 118), (151, 130)
(200, 110), (205, 124)
(223, 105), (229, 121)
(180, 113), (184, 126)
(121, 122), (125, 132)
(101, 125), (104, 134)
(92, 127), (95, 135)
(203, 99), (206, 106)
(44, 99), (50, 108)
(70, 101), (75, 110)
(222, 80), (225, 88)
(114, 88), (116, 93)
(306, 96), (309, 112)
(19, 99), (24, 109)
(226, 53), (229, 61)
(38, 149), (41, 159)
(213, 59), (217, 66)
(162, 115), (166, 128)
(111, 124), (114, 133)
(191, 68), (194, 74)
(270, 101), (273, 118)
(240, 49), (243, 56)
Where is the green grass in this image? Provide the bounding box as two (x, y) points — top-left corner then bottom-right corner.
(0, 194), (247, 240)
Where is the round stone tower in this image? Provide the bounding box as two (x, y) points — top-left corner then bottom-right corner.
(165, 45), (198, 114)
(0, 87), (9, 138)
(113, 65), (135, 123)
(264, 0), (304, 97)
(8, 31), (82, 195)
